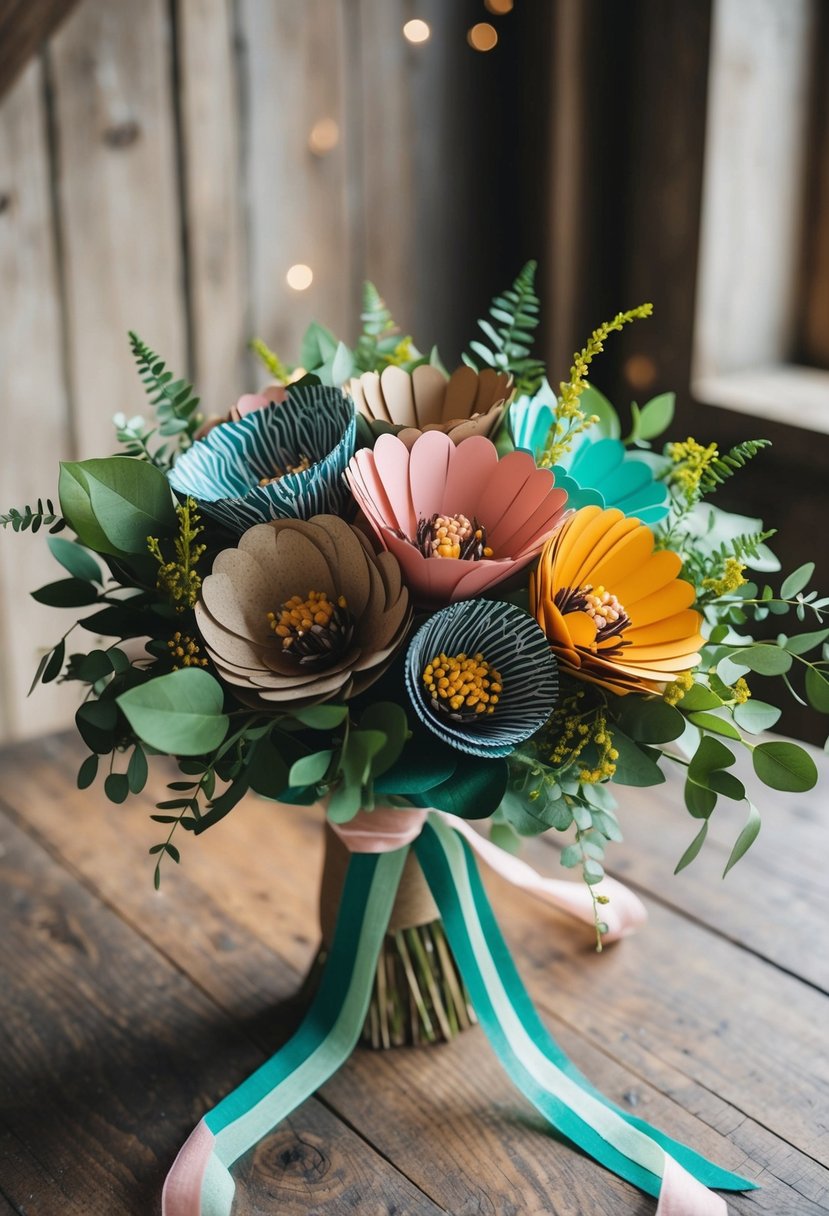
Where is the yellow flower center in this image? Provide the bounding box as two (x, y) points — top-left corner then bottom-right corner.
(422, 651), (503, 721)
(415, 513), (494, 560)
(582, 585), (626, 630)
(267, 590), (352, 666)
(556, 582), (631, 652)
(259, 453), (312, 486)
(168, 631), (208, 669)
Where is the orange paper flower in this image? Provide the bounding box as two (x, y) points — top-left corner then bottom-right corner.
(530, 505), (704, 695)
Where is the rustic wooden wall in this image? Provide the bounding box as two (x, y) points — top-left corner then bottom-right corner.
(0, 0), (476, 741)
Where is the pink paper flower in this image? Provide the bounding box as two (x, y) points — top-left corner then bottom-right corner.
(195, 385), (287, 439)
(346, 431), (569, 605)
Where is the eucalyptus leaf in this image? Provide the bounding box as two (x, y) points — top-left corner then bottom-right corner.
(607, 731), (665, 787)
(752, 741), (818, 792)
(31, 578), (100, 608)
(723, 802), (761, 876)
(117, 668), (229, 756)
(783, 628), (829, 655)
(290, 705), (348, 730)
(289, 749), (334, 787)
(733, 699), (781, 734)
(739, 645), (793, 676)
(687, 711), (742, 741)
(60, 457), (176, 556)
(47, 535), (102, 583)
(805, 666), (829, 713)
(636, 392), (675, 441)
(674, 821), (708, 874)
(780, 562), (814, 599)
(678, 683), (723, 712)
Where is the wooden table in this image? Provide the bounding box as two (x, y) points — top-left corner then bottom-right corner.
(1, 732), (827, 1215)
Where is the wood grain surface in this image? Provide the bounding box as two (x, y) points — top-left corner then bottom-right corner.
(0, 732), (827, 1215)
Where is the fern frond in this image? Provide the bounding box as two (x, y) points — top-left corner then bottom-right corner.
(463, 260), (546, 396)
(1, 499), (65, 534)
(128, 332), (201, 446)
(699, 440), (771, 495)
(360, 281), (396, 337)
(716, 528), (777, 564)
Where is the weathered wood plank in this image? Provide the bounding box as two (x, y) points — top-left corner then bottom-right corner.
(3, 733), (828, 1212)
(0, 63), (77, 740)
(175, 0), (248, 413)
(239, 0), (352, 363)
(592, 753), (829, 993)
(48, 0), (187, 456)
(0, 0), (82, 102)
(0, 805), (444, 1216)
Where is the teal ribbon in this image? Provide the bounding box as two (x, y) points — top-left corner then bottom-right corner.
(163, 820), (755, 1215)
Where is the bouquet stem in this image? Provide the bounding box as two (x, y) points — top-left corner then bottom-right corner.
(316, 822), (476, 1048)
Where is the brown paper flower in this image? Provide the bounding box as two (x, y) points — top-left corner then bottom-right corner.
(349, 364), (512, 446)
(195, 514), (411, 708)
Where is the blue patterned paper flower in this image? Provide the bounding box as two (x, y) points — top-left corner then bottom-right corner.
(405, 599), (558, 758)
(509, 393), (669, 524)
(168, 385), (356, 533)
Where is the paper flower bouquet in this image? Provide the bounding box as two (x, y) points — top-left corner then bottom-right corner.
(4, 262), (828, 1215)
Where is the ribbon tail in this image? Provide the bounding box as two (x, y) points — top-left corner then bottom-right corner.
(415, 817), (756, 1214)
(441, 812), (647, 942)
(162, 846), (408, 1216)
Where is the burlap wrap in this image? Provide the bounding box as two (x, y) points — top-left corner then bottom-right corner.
(319, 821), (439, 947)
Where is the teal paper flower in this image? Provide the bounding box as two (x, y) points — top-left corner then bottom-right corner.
(405, 599), (558, 758)
(168, 385), (356, 533)
(509, 393), (670, 524)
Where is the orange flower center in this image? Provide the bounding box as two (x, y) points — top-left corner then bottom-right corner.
(266, 590), (353, 666)
(422, 651), (502, 721)
(414, 513), (494, 561)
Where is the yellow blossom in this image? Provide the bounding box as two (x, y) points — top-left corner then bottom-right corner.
(167, 631), (208, 669)
(732, 677), (751, 704)
(667, 437), (719, 499)
(148, 498), (206, 611)
(383, 336), (415, 367)
(702, 557), (747, 597)
(663, 670), (694, 706)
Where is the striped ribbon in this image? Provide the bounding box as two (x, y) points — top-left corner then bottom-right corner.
(163, 815), (755, 1216)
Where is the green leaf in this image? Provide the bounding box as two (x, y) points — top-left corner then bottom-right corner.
(739, 645), (793, 676)
(127, 745), (149, 794)
(289, 749), (334, 787)
(723, 802), (761, 876)
(687, 711), (742, 741)
(684, 779), (716, 819)
(783, 628), (829, 655)
(75, 699), (118, 754)
(688, 734), (736, 783)
(583, 858), (605, 885)
(247, 736), (290, 799)
(636, 392), (675, 441)
(578, 384), (620, 439)
(75, 649), (116, 683)
(104, 773), (130, 804)
(330, 341), (355, 386)
(805, 667), (829, 713)
(707, 770), (745, 801)
(47, 535), (102, 583)
(59, 458), (176, 556)
(615, 697), (685, 744)
(77, 754), (99, 790)
(290, 704), (348, 730)
(418, 756), (509, 819)
(42, 639), (66, 686)
(498, 785), (572, 835)
(117, 668), (229, 756)
(359, 702), (409, 776)
(31, 578), (100, 608)
(606, 730), (665, 787)
(674, 821), (708, 874)
(780, 562), (815, 599)
(752, 741), (818, 792)
(733, 699), (781, 734)
(677, 683), (723, 712)
(373, 732), (457, 795)
(300, 320), (338, 370)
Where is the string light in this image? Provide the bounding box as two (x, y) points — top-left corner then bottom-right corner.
(484, 0), (513, 12)
(468, 22), (498, 51)
(286, 264), (314, 291)
(308, 117), (339, 156)
(403, 19), (430, 44)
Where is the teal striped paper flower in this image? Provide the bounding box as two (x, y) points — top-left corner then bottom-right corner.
(405, 599), (558, 758)
(509, 394), (669, 524)
(168, 385), (356, 533)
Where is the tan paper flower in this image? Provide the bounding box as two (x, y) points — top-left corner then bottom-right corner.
(195, 514), (411, 708)
(350, 364), (512, 446)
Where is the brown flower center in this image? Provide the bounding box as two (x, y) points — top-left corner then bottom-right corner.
(412, 513), (494, 561)
(259, 453), (312, 487)
(267, 590), (353, 666)
(555, 583), (631, 652)
(422, 651), (503, 722)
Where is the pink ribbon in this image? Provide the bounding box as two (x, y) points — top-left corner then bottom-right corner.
(330, 807), (647, 943)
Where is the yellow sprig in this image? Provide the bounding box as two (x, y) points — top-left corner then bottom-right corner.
(149, 497), (206, 611)
(538, 302), (654, 467)
(249, 337), (292, 384)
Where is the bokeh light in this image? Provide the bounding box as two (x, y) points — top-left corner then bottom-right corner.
(468, 22), (498, 52)
(308, 117), (340, 156)
(403, 19), (430, 44)
(286, 264), (314, 291)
